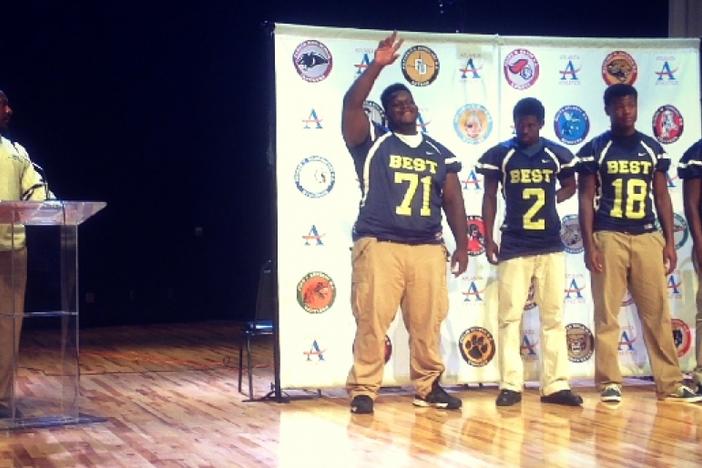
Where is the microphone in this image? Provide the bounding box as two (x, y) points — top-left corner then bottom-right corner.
(22, 161), (54, 201)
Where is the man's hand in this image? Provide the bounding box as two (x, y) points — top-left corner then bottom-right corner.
(450, 248), (468, 277)
(374, 31), (404, 67)
(663, 242), (677, 275)
(485, 239), (499, 265)
(584, 247), (604, 273)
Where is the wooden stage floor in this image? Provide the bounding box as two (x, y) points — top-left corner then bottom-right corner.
(1, 321), (702, 467)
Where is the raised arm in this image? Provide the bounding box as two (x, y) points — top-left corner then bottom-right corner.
(341, 32), (403, 147)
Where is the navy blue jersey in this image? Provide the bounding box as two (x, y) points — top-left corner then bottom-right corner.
(577, 131), (669, 234)
(348, 122), (461, 243)
(678, 139), (702, 180)
(476, 137), (576, 260)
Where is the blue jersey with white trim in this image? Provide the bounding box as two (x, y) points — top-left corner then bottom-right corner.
(678, 139), (702, 180)
(476, 137), (575, 260)
(348, 122), (461, 243)
(577, 131), (669, 234)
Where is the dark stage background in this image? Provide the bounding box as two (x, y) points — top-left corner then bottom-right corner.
(0, 1), (668, 327)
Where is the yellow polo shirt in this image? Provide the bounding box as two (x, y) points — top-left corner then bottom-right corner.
(0, 136), (49, 251)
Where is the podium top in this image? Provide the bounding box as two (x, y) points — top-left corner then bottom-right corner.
(0, 201), (106, 226)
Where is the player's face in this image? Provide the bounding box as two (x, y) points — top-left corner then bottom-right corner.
(514, 115), (543, 146)
(0, 93), (12, 130)
(606, 94), (637, 133)
(386, 90), (418, 130)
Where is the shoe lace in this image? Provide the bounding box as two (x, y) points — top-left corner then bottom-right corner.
(603, 383), (621, 393)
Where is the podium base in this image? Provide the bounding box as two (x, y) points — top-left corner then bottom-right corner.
(0, 413), (107, 431)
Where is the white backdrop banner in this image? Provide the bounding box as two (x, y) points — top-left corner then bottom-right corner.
(274, 23), (701, 389)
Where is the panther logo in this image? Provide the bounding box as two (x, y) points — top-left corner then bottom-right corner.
(459, 327), (496, 367)
(293, 40), (333, 82)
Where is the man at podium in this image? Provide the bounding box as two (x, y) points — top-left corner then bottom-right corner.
(0, 89), (52, 418)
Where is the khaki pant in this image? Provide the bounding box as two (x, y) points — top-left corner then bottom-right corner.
(497, 252), (571, 395)
(692, 255), (702, 385)
(346, 238), (448, 399)
(591, 231), (682, 397)
(0, 248), (27, 405)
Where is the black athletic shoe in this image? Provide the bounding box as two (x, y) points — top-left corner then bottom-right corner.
(413, 382), (462, 410)
(350, 395), (374, 414)
(540, 389), (583, 406)
(495, 389), (522, 406)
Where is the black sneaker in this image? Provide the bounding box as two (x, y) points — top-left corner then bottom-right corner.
(413, 382), (462, 410)
(600, 383), (622, 403)
(697, 384), (702, 396)
(663, 385), (702, 403)
(495, 389), (522, 406)
(540, 389), (583, 406)
(350, 395), (374, 414)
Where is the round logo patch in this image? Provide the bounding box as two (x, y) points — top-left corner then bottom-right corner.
(363, 100), (387, 129)
(401, 45), (440, 87)
(503, 49), (540, 90)
(466, 215), (486, 256)
(602, 51), (637, 85)
(671, 318), (691, 358)
(454, 104), (493, 144)
(523, 280), (537, 311)
(566, 323), (595, 363)
(459, 327), (496, 367)
(560, 214), (584, 254)
(652, 104), (684, 144)
(554, 105), (590, 145)
(384, 335), (392, 363)
(293, 40), (333, 82)
(294, 156), (335, 198)
(673, 213), (689, 249)
(296, 272), (336, 314)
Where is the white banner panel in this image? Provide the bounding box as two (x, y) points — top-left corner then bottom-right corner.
(275, 23), (701, 389)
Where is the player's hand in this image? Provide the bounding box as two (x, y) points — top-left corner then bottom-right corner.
(451, 248), (468, 277)
(584, 247), (604, 273)
(485, 240), (499, 265)
(663, 242), (677, 275)
(374, 31), (404, 67)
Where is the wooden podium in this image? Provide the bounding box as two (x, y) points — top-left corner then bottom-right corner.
(0, 201), (106, 430)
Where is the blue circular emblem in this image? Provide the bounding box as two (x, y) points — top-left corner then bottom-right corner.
(554, 105), (590, 145)
(294, 156), (335, 198)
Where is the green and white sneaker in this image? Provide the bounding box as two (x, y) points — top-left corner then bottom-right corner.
(600, 383), (622, 403)
(663, 385), (702, 403)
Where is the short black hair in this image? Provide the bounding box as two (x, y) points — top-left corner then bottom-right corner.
(380, 83), (411, 111)
(604, 84), (637, 106)
(513, 97), (545, 122)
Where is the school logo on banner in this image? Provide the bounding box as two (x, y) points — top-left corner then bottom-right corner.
(363, 100), (387, 129)
(602, 51), (637, 85)
(354, 50), (373, 76)
(401, 45), (440, 87)
(523, 280), (537, 311)
(466, 215), (486, 256)
(558, 55), (581, 84)
(652, 105), (684, 144)
(459, 327), (496, 367)
(294, 156), (335, 198)
(618, 326), (637, 353)
(461, 169), (483, 191)
(667, 272), (683, 299)
(302, 109), (323, 129)
(520, 329), (539, 361)
(564, 274), (587, 303)
(674, 213), (689, 249)
(566, 323), (594, 363)
(454, 104), (493, 144)
(554, 105), (589, 145)
(296, 272), (336, 314)
(504, 49), (539, 90)
(560, 214), (584, 253)
(304, 340), (326, 361)
(463, 276), (486, 302)
(655, 57), (678, 83)
(293, 40), (333, 82)
(459, 56), (483, 80)
(302, 225), (325, 246)
(671, 318), (691, 358)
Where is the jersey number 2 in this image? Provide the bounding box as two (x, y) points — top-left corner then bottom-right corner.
(522, 188), (545, 230)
